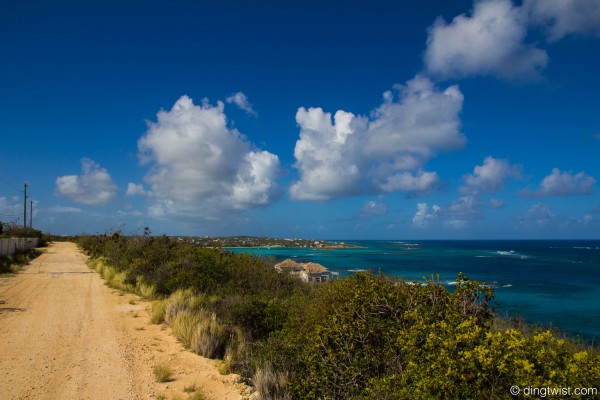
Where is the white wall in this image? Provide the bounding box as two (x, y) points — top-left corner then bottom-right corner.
(0, 238), (39, 256)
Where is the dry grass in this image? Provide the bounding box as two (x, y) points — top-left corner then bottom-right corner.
(172, 312), (202, 348)
(190, 311), (228, 359)
(183, 383), (198, 393)
(136, 277), (157, 299)
(253, 365), (290, 400)
(153, 363), (173, 383)
(187, 390), (208, 400)
(164, 289), (204, 322)
(88, 258), (135, 292)
(168, 308), (229, 359)
(160, 290), (229, 359)
(219, 327), (247, 375)
(88, 258), (157, 300)
(151, 299), (168, 324)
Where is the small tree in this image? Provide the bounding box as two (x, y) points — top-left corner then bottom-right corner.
(2, 223), (42, 238)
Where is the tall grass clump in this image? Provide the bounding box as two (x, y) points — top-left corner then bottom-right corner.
(162, 290), (230, 359)
(190, 311), (229, 359)
(111, 270), (134, 292)
(163, 289), (204, 323)
(153, 363), (173, 383)
(219, 327), (248, 375)
(151, 299), (168, 324)
(88, 258), (135, 292)
(135, 276), (157, 299)
(187, 390), (208, 400)
(171, 311), (203, 349)
(253, 365), (290, 400)
(86, 257), (104, 273)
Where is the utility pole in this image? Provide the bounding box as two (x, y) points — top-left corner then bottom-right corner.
(29, 200), (33, 228)
(23, 182), (28, 228)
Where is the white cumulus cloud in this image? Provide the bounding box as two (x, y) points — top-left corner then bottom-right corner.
(519, 203), (557, 228)
(138, 95), (281, 219)
(424, 0), (548, 80)
(358, 200), (388, 218)
(412, 202), (441, 228)
(521, 168), (596, 197)
(0, 196), (21, 219)
(412, 196), (485, 230)
(55, 158), (118, 206)
(411, 157), (521, 230)
(524, 0), (600, 41)
(126, 183), (147, 197)
(48, 206), (82, 213)
(290, 75), (465, 200)
(518, 203), (599, 231)
(460, 156), (522, 195)
(226, 92), (257, 116)
(424, 0), (600, 81)
(228, 150), (281, 209)
(489, 198), (506, 209)
(378, 170), (440, 196)
(445, 195), (482, 227)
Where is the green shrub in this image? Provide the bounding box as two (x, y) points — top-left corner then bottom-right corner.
(262, 273), (599, 400)
(0, 249), (42, 274)
(76, 234), (600, 399)
(1, 224), (43, 239)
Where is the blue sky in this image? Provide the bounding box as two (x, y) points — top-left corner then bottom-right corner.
(1, 0), (599, 239)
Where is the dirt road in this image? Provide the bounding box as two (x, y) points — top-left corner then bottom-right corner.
(0, 242), (247, 400)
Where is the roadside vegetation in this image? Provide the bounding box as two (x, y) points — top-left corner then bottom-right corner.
(0, 223), (49, 242)
(0, 224), (46, 274)
(77, 233), (600, 399)
(0, 249), (41, 274)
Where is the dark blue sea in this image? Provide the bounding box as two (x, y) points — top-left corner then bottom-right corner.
(229, 240), (600, 341)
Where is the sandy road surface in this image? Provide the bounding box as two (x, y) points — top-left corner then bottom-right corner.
(0, 242), (247, 400)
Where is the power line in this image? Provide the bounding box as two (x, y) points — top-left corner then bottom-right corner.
(0, 173), (19, 193)
(0, 168), (21, 195)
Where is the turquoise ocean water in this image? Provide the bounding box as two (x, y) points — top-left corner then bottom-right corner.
(229, 240), (600, 341)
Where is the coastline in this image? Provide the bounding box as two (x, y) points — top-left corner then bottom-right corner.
(228, 239), (600, 341)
